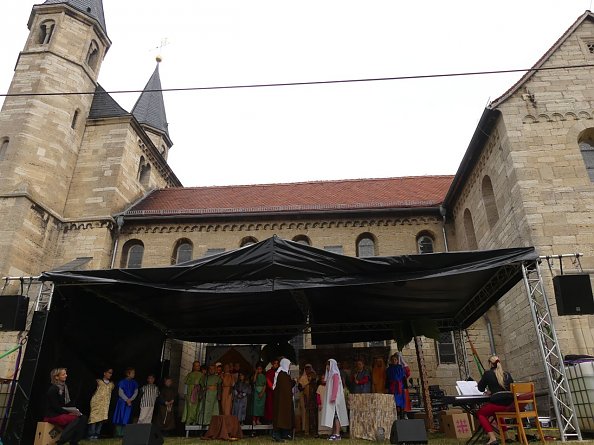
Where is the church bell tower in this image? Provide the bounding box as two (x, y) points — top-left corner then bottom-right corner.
(0, 0), (110, 276)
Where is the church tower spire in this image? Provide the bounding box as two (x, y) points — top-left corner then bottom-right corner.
(132, 61), (173, 159)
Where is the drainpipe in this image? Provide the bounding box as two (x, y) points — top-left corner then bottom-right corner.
(439, 205), (449, 252)
(110, 215), (125, 269)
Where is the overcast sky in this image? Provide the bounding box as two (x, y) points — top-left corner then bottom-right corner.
(0, 1), (590, 187)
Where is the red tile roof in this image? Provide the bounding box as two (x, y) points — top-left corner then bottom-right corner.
(124, 176), (453, 217)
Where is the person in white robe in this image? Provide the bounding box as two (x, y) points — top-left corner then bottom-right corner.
(320, 358), (349, 441)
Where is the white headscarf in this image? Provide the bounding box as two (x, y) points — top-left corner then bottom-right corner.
(273, 358), (291, 390)
(397, 352), (409, 368)
(324, 358), (340, 382)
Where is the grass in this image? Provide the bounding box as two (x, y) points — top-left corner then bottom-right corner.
(73, 431), (594, 445)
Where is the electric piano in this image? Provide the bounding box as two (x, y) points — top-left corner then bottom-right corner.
(444, 394), (490, 409)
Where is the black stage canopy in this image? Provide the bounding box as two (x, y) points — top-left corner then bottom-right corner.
(42, 236), (537, 344)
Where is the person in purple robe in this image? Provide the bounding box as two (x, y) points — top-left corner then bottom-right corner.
(112, 367), (139, 437)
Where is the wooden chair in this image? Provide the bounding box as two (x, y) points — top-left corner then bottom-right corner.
(495, 382), (545, 445)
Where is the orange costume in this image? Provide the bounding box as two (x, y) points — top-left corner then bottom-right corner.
(221, 371), (235, 415)
(371, 357), (386, 393)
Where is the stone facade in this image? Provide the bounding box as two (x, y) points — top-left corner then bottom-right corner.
(115, 214), (446, 267)
(1, 3), (594, 406)
(446, 15), (594, 386)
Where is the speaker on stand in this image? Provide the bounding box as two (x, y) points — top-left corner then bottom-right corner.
(552, 274), (594, 316)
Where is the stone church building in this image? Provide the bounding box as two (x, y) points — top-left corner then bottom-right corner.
(1, 0), (594, 399)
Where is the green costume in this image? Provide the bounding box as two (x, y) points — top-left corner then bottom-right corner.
(182, 371), (204, 425)
(253, 373), (266, 416)
(203, 373), (222, 425)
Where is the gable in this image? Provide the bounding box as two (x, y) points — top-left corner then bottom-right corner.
(491, 12), (594, 110)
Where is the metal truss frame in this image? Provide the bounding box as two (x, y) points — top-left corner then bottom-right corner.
(522, 260), (581, 442)
(173, 318), (457, 340)
(33, 281), (54, 312)
(455, 264), (519, 327)
(0, 276), (53, 313)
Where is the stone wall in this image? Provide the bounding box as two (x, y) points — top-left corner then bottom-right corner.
(0, 196), (62, 277)
(0, 332), (24, 380)
(52, 223), (115, 270)
(63, 119), (171, 220)
(116, 214), (446, 267)
(0, 8), (104, 214)
(495, 19), (594, 364)
(447, 18), (594, 389)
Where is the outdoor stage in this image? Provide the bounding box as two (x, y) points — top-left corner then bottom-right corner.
(1, 236), (583, 444)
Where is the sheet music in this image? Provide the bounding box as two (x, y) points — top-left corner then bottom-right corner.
(456, 380), (483, 396)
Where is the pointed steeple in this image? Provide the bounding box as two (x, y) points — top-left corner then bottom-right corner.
(89, 85), (129, 119)
(132, 63), (170, 138)
(43, 0), (107, 35)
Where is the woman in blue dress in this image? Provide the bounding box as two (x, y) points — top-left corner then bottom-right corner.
(112, 367), (139, 436)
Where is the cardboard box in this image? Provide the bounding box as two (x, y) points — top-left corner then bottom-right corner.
(33, 422), (61, 445)
(439, 409), (463, 432)
(442, 413), (473, 439)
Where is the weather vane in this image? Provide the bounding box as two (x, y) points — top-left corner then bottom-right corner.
(151, 38), (170, 63)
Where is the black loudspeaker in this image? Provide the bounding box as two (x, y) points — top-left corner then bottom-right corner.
(390, 419), (428, 444)
(0, 295), (29, 331)
(123, 423), (164, 445)
(553, 274), (594, 316)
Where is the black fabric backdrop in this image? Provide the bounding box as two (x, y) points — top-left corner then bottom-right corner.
(17, 289), (165, 442)
(42, 236), (538, 344)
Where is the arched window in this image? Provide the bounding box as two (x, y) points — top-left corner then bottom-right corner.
(138, 156), (151, 187)
(0, 138), (8, 161)
(71, 109), (80, 129)
(579, 138), (594, 182)
(481, 175), (499, 228)
(137, 156), (145, 179)
(121, 240), (144, 268)
(139, 164), (151, 187)
(356, 233), (376, 257)
(86, 40), (99, 71)
(463, 208), (478, 250)
(240, 236), (258, 247)
(416, 232), (434, 254)
(38, 20), (55, 45)
(292, 235), (311, 245)
(172, 239), (193, 264)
